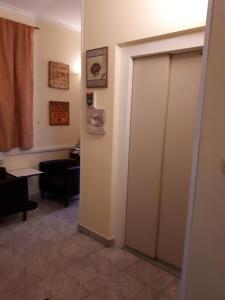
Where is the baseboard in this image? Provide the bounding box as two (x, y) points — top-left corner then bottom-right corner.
(78, 224), (114, 247)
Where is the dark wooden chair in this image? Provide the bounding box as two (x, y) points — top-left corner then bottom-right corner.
(39, 159), (80, 207)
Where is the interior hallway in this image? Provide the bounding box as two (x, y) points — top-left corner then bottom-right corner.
(0, 197), (179, 300)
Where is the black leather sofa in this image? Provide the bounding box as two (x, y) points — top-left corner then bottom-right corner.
(39, 159), (80, 207)
(0, 167), (28, 220)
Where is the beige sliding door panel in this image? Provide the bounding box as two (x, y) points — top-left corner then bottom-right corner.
(157, 52), (202, 269)
(125, 55), (170, 258)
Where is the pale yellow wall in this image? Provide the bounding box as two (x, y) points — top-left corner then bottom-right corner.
(0, 5), (81, 195)
(80, 0), (208, 238)
(34, 20), (81, 148)
(184, 1), (225, 299)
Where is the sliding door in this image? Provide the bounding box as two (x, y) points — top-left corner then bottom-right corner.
(157, 52), (202, 268)
(125, 54), (170, 258)
(125, 51), (201, 269)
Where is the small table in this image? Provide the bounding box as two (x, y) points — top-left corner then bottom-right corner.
(8, 168), (43, 220)
(8, 168), (43, 178)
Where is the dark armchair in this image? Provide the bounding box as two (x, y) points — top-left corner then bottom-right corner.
(0, 167), (28, 220)
(39, 159), (80, 207)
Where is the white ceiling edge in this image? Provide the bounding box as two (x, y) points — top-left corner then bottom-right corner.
(0, 1), (81, 32)
(37, 16), (81, 32)
(0, 1), (36, 18)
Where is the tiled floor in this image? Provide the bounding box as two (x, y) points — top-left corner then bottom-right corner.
(0, 196), (180, 300)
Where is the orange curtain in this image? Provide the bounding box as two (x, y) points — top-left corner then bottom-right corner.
(0, 17), (34, 151)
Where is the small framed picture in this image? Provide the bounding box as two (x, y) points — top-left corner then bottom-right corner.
(87, 108), (106, 135)
(49, 61), (69, 90)
(86, 47), (108, 88)
(49, 101), (69, 125)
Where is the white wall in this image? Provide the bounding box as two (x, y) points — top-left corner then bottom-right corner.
(80, 0), (208, 239)
(0, 5), (81, 195)
(183, 1), (225, 299)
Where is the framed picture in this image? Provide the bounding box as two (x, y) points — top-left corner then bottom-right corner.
(86, 47), (108, 88)
(49, 61), (69, 90)
(87, 108), (106, 135)
(49, 101), (69, 125)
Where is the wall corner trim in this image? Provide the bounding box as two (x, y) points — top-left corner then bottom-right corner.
(78, 224), (114, 247)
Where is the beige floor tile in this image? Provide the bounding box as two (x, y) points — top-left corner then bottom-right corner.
(0, 279), (25, 300)
(137, 286), (160, 300)
(161, 278), (180, 300)
(65, 233), (104, 254)
(40, 242), (78, 271)
(7, 233), (51, 258)
(7, 219), (40, 236)
(36, 233), (103, 273)
(126, 260), (175, 293)
(63, 252), (120, 287)
(23, 252), (61, 279)
(68, 232), (102, 246)
(0, 197), (178, 300)
(157, 295), (169, 300)
(92, 288), (129, 300)
(116, 272), (152, 299)
(83, 294), (100, 300)
(0, 245), (20, 267)
(29, 198), (64, 217)
(23, 271), (89, 300)
(97, 247), (139, 270)
(0, 227), (17, 251)
(85, 270), (147, 300)
(1, 254), (44, 295)
(29, 217), (77, 243)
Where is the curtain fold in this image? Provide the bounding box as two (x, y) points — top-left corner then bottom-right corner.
(0, 17), (34, 151)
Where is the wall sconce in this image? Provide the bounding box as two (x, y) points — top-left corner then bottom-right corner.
(72, 58), (81, 75)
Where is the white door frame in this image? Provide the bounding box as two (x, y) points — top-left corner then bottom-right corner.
(112, 30), (205, 248)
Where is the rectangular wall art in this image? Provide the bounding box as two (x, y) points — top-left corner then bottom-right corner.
(49, 61), (69, 90)
(87, 108), (106, 135)
(86, 47), (108, 88)
(49, 101), (69, 125)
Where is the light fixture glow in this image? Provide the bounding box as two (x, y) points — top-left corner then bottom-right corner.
(153, 0), (208, 30)
(71, 57), (81, 75)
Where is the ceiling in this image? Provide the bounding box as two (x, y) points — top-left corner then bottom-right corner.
(0, 0), (82, 30)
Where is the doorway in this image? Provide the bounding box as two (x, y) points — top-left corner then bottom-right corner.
(125, 51), (202, 270)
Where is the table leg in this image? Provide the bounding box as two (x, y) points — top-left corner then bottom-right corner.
(22, 177), (29, 221)
(23, 210), (27, 221)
